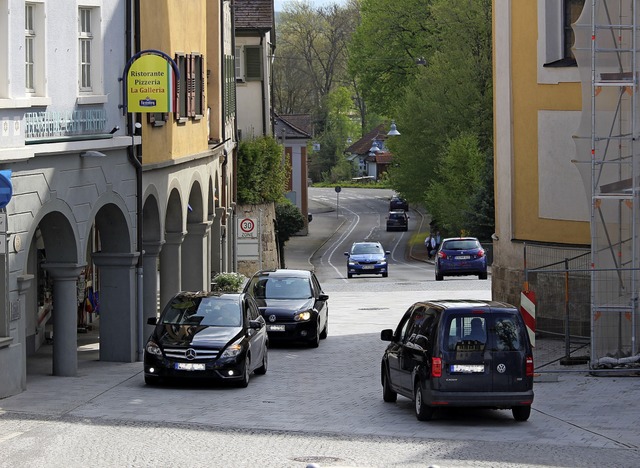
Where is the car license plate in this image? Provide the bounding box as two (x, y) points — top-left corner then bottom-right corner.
(175, 363), (205, 371)
(450, 364), (484, 373)
(268, 324), (285, 331)
(362, 265), (374, 269)
(455, 255), (471, 260)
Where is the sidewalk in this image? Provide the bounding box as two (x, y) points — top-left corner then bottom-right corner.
(284, 198), (344, 271)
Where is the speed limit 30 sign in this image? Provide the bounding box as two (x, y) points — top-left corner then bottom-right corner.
(239, 218), (257, 238)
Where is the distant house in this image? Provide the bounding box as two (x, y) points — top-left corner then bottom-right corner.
(274, 113), (313, 235)
(345, 124), (392, 180)
(234, 0), (275, 140)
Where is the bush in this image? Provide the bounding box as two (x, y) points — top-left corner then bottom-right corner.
(211, 272), (247, 293)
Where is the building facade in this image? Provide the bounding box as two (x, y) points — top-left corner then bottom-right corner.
(0, 0), (137, 398)
(492, 1), (590, 333)
(0, 0), (238, 399)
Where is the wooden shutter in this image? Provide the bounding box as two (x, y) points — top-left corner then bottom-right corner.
(244, 46), (262, 81)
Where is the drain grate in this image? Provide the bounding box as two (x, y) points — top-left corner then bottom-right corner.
(292, 456), (344, 464)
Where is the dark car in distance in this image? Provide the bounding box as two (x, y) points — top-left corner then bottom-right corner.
(144, 291), (268, 388)
(435, 237), (487, 281)
(345, 241), (390, 278)
(243, 269), (329, 348)
(390, 196), (409, 211)
(380, 299), (534, 422)
(386, 210), (409, 231)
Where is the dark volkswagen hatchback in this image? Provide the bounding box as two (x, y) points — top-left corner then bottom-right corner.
(144, 291), (268, 387)
(243, 269), (329, 348)
(380, 300), (534, 421)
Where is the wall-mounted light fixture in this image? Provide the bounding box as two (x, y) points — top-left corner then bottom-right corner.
(109, 125), (120, 134)
(80, 150), (107, 158)
(387, 120), (401, 136)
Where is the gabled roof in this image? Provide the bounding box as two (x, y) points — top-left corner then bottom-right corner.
(345, 124), (388, 155)
(235, 0), (274, 31)
(274, 113), (313, 139)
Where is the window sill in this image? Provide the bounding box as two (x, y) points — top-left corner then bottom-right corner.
(76, 95), (108, 105)
(0, 336), (13, 349)
(0, 96), (52, 109)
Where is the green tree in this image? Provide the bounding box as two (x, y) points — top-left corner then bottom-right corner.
(388, 0), (493, 220)
(275, 201), (305, 268)
(237, 136), (288, 204)
(348, 0), (434, 118)
(275, 1), (359, 114)
(424, 133), (485, 236)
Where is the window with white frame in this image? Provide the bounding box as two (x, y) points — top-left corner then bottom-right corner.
(79, 8), (93, 91)
(25, 3), (35, 92)
(543, 0), (585, 67)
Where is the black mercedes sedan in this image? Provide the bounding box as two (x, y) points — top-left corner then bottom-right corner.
(243, 269), (329, 348)
(143, 291), (268, 387)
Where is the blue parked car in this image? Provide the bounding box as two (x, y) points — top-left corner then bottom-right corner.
(435, 237), (487, 281)
(345, 241), (390, 278)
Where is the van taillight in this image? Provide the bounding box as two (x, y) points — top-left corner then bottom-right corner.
(432, 357), (442, 377)
(525, 356), (534, 376)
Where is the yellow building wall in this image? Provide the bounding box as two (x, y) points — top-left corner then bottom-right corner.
(139, 0), (211, 165)
(509, 1), (590, 245)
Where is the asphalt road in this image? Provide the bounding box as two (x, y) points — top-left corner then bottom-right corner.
(0, 187), (638, 468)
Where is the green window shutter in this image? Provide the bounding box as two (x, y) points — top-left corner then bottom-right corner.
(244, 46), (262, 81)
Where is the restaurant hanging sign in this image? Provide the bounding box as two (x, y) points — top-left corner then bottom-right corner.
(122, 50), (179, 114)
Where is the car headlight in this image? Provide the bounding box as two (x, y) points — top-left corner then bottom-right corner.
(348, 261), (356, 266)
(221, 339), (244, 359)
(294, 311), (312, 322)
(145, 340), (162, 357)
(380, 259), (387, 265)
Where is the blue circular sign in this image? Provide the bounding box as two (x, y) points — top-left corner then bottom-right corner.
(0, 170), (13, 208)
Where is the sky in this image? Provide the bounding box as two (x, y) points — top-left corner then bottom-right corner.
(274, 0), (348, 12)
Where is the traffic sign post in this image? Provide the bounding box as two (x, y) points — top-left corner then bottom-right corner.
(238, 217), (257, 238)
(335, 186), (341, 218)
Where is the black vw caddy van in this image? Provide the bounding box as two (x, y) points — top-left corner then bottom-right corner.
(380, 299), (534, 421)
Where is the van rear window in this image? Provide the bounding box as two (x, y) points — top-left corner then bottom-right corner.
(445, 314), (525, 352)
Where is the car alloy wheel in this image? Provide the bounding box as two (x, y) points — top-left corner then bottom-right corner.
(255, 348), (268, 375)
(414, 383), (434, 421)
(237, 356), (250, 388)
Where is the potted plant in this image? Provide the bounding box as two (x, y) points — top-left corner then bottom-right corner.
(210, 272), (247, 293)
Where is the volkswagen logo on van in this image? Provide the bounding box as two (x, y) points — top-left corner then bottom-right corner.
(497, 363), (506, 373)
(269, 315), (277, 322)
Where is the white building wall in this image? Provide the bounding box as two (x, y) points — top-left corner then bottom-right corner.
(0, 0), (131, 399)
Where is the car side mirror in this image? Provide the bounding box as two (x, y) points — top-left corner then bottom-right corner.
(147, 317), (158, 325)
(380, 329), (394, 341)
(344, 252), (349, 257)
(319, 293), (329, 301)
(385, 251), (391, 255)
(249, 319), (263, 329)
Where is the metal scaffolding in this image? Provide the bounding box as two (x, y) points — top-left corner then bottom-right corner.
(585, 0), (640, 369)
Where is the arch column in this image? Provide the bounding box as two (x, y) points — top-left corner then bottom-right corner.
(159, 231), (184, 310)
(41, 263), (86, 376)
(211, 208), (225, 275)
(182, 221), (212, 291)
(207, 214), (214, 284)
(92, 252), (139, 362)
(142, 240), (164, 341)
(17, 274), (34, 385)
